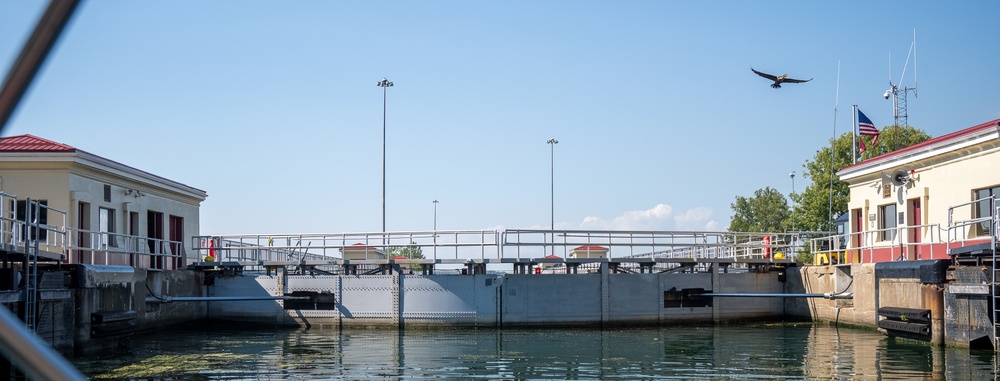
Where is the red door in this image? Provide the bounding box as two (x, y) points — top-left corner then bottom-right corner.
(852, 209), (863, 263)
(169, 215), (184, 268)
(909, 198), (922, 259)
(147, 211), (164, 269)
(77, 202), (90, 264)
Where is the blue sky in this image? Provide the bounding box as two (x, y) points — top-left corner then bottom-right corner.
(2, 1), (999, 236)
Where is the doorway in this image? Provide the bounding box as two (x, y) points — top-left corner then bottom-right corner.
(147, 211), (163, 269)
(169, 215), (184, 268)
(907, 198), (922, 260)
(77, 202), (90, 263)
(851, 208), (862, 263)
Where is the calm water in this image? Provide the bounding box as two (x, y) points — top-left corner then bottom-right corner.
(69, 323), (998, 380)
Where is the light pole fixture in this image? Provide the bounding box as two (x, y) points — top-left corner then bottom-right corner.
(377, 78), (393, 237)
(547, 138), (558, 256)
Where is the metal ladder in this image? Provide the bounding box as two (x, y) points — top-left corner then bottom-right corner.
(22, 199), (41, 332)
(992, 197), (1000, 351)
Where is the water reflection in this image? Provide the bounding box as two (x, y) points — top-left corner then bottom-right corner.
(71, 323), (997, 380)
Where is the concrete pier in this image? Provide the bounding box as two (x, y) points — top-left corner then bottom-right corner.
(786, 260), (953, 346)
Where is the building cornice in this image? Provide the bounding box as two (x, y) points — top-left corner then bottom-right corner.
(0, 150), (207, 200)
(838, 120), (1000, 182)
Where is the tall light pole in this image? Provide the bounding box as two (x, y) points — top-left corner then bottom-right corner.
(547, 138), (558, 256)
(432, 199), (439, 258)
(377, 78), (393, 239)
(790, 171), (796, 233)
(432, 200), (439, 231)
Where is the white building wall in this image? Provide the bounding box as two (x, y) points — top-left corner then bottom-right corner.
(0, 148), (206, 267)
(68, 173), (201, 258)
(844, 122), (1000, 248)
(0, 169), (71, 212)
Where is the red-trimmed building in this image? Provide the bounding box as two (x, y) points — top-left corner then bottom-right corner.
(569, 245), (609, 259)
(339, 243), (385, 260)
(0, 134), (208, 269)
(835, 118), (1000, 262)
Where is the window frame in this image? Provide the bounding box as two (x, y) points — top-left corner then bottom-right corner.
(879, 203), (897, 242)
(99, 207), (117, 247)
(974, 185), (1000, 236)
(15, 199), (48, 241)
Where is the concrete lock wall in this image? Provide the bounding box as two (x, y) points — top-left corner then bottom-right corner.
(608, 274), (664, 324)
(69, 261), (957, 340)
(716, 272), (787, 320)
(502, 274), (603, 325)
(72, 265), (204, 347)
(205, 266), (788, 327)
(64, 259), (985, 350)
(785, 264), (873, 326)
(140, 269), (204, 328)
(786, 261), (948, 345)
(206, 273), (497, 326)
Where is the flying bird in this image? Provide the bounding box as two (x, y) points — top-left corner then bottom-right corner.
(751, 68), (812, 88)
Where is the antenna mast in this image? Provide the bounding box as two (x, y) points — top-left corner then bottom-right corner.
(885, 30), (918, 130)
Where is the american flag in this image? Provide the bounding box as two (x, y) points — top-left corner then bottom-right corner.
(858, 109), (879, 153)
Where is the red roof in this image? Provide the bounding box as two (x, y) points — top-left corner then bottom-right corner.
(390, 255), (407, 260)
(839, 118), (1000, 172)
(343, 243), (379, 251)
(544, 255), (561, 259)
(0, 134), (207, 196)
(0, 134), (75, 152)
(573, 245), (608, 251)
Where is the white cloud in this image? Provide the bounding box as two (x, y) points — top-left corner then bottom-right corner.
(673, 207), (718, 231)
(704, 220), (720, 231)
(579, 204), (718, 231)
(579, 204), (673, 230)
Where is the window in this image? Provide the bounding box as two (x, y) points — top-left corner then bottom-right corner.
(975, 186), (1000, 236)
(15, 200), (48, 241)
(879, 203), (897, 241)
(99, 207), (117, 247)
(103, 184), (111, 202)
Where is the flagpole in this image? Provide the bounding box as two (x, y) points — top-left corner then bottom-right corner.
(852, 105), (857, 164)
(827, 62), (840, 232)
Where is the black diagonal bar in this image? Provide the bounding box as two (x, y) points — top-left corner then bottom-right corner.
(0, 0), (81, 132)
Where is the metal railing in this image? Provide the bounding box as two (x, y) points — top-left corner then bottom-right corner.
(0, 194), (69, 259)
(0, 191), (183, 269)
(504, 229), (799, 260)
(808, 197), (1000, 265)
(191, 230), (502, 263)
(947, 196), (998, 253)
(0, 193), (17, 248)
(65, 228), (183, 270)
(192, 229), (804, 267)
(810, 222), (944, 264)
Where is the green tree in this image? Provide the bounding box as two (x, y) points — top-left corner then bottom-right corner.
(388, 242), (424, 259)
(388, 242), (425, 271)
(791, 125), (931, 232)
(729, 187), (790, 232)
